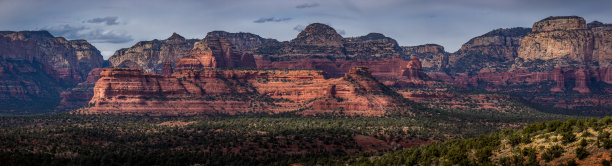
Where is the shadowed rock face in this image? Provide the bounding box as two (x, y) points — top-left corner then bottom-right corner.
(253, 23), (408, 81)
(401, 56), (428, 81)
(402, 44), (449, 72)
(84, 67), (405, 116)
(108, 33), (198, 73)
(204, 31), (277, 52)
(175, 37), (256, 71)
(449, 27), (531, 75)
(431, 16), (612, 111)
(0, 31), (105, 113)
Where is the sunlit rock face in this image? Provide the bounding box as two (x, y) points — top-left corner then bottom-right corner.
(85, 67), (405, 116)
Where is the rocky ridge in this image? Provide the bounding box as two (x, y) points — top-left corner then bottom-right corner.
(108, 33), (198, 73)
(0, 31), (105, 113)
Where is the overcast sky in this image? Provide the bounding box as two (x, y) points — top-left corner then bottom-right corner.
(1, 0), (611, 59)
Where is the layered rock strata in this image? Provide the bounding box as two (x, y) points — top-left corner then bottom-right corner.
(402, 44), (449, 71)
(0, 31), (105, 112)
(175, 37), (256, 71)
(108, 33), (198, 73)
(84, 67), (404, 116)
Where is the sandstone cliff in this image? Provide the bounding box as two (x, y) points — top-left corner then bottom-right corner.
(84, 67), (405, 116)
(344, 33), (405, 58)
(204, 31), (277, 52)
(402, 44), (449, 72)
(254, 23), (409, 81)
(175, 37), (256, 71)
(57, 68), (105, 110)
(0, 31), (105, 113)
(449, 27), (531, 75)
(108, 33), (198, 73)
(433, 16), (612, 111)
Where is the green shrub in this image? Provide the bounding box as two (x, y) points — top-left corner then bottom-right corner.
(575, 146), (589, 160)
(541, 145), (564, 162)
(561, 132), (576, 144)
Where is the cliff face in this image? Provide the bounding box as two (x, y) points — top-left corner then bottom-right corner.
(57, 68), (105, 110)
(402, 44), (449, 71)
(449, 27), (531, 75)
(204, 31), (277, 52)
(175, 37), (256, 71)
(344, 33), (405, 58)
(434, 16), (612, 111)
(518, 16), (592, 65)
(254, 23), (408, 80)
(0, 31), (105, 113)
(108, 33), (198, 73)
(84, 67), (404, 116)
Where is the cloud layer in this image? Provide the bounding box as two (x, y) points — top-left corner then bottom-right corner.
(296, 3), (319, 9)
(85, 16), (119, 25)
(254, 17), (292, 23)
(45, 24), (133, 43)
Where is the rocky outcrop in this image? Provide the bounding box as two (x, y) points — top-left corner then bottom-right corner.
(449, 27), (531, 75)
(84, 67), (404, 116)
(344, 33), (404, 58)
(401, 56), (428, 81)
(108, 33), (198, 73)
(428, 16), (612, 111)
(0, 31), (105, 113)
(175, 37), (256, 71)
(591, 22), (612, 68)
(57, 68), (105, 110)
(204, 31), (276, 52)
(254, 23), (408, 81)
(402, 44), (449, 71)
(518, 16), (592, 65)
(254, 23), (346, 59)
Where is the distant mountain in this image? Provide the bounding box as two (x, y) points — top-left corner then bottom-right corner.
(0, 31), (105, 113)
(108, 33), (198, 73)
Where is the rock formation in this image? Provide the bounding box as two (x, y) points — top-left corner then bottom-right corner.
(431, 16), (612, 110)
(401, 56), (428, 81)
(161, 62), (173, 76)
(344, 33), (405, 58)
(518, 16), (592, 65)
(0, 31), (105, 113)
(108, 33), (198, 73)
(58, 68), (105, 110)
(204, 31), (277, 52)
(175, 37), (256, 71)
(402, 44), (449, 71)
(84, 67), (404, 116)
(253, 23), (408, 81)
(449, 27), (531, 75)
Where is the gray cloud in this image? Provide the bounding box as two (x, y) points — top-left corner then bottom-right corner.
(44, 24), (133, 43)
(85, 16), (119, 25)
(296, 3), (319, 9)
(254, 17), (292, 23)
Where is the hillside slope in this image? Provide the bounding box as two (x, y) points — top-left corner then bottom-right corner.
(353, 117), (612, 165)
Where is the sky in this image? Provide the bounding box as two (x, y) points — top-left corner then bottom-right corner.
(1, 0), (611, 59)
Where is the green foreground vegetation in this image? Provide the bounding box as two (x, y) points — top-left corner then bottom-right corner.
(0, 103), (570, 166)
(349, 117), (612, 166)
